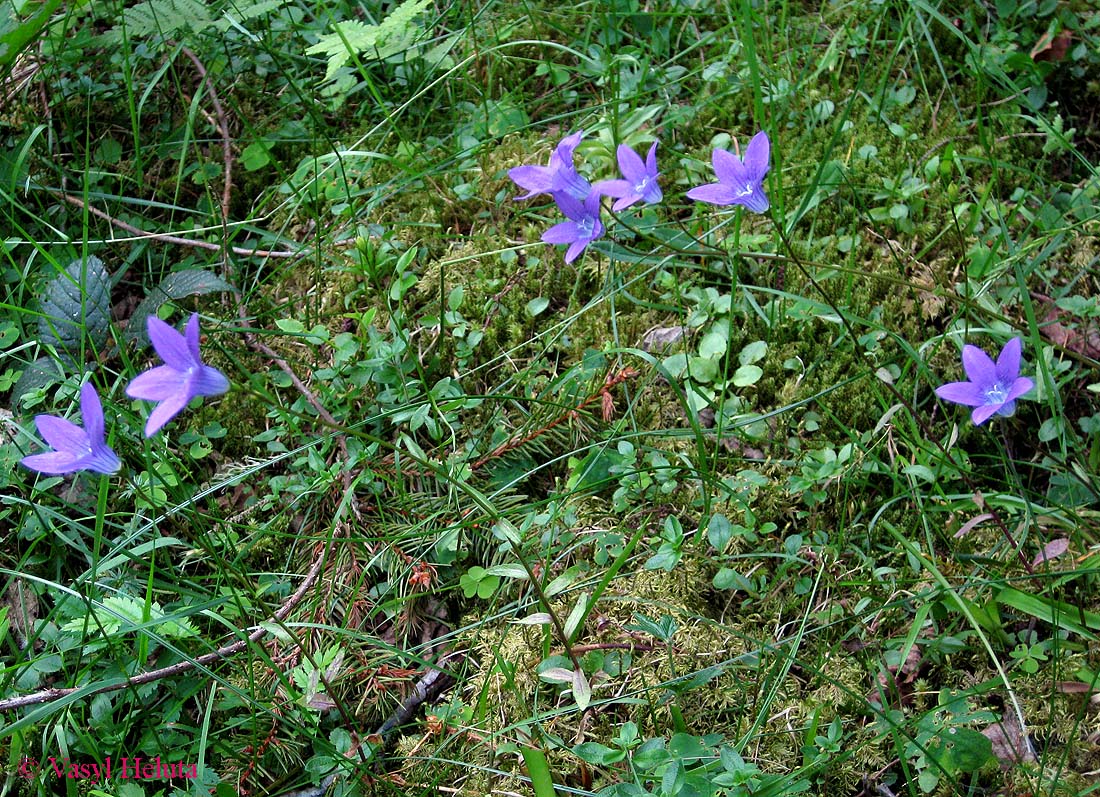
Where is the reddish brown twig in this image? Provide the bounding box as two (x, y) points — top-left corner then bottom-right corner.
(56, 192), (301, 258)
(0, 530), (340, 713)
(470, 366), (641, 470)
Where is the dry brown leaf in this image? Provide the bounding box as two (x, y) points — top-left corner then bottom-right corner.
(641, 325), (689, 352)
(982, 710), (1037, 768)
(1038, 298), (1100, 359)
(1031, 537), (1071, 567)
(1031, 30), (1072, 63)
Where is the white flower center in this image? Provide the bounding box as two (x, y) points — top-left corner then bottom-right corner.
(577, 217), (595, 238)
(736, 183), (754, 198)
(984, 382), (1008, 404)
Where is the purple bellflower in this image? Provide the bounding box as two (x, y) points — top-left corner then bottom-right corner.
(542, 189), (605, 264)
(934, 337), (1034, 425)
(686, 130), (771, 214)
(21, 382), (121, 475)
(127, 313), (229, 437)
(594, 141), (662, 211)
(509, 130), (592, 202)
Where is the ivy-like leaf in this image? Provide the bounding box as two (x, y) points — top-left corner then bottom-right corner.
(37, 256), (112, 358)
(126, 269), (235, 349)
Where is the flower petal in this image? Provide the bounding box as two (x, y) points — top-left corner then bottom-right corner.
(1005, 376), (1034, 403)
(553, 131), (584, 164)
(509, 165), (553, 199)
(147, 315), (195, 370)
(616, 144), (646, 184)
(192, 364), (230, 397)
(960, 344), (997, 387)
(935, 381), (987, 407)
(995, 337), (1023, 384)
(21, 450), (84, 475)
(971, 404), (1001, 425)
(83, 443), (121, 475)
(34, 415), (90, 455)
(711, 148), (749, 188)
(593, 179), (632, 199)
(742, 131), (771, 182)
(185, 313), (203, 364)
(552, 191), (586, 221)
(564, 239), (589, 264)
(143, 390), (192, 437)
(552, 168), (592, 201)
(612, 195), (642, 212)
(738, 186), (770, 214)
(79, 383), (106, 444)
(542, 220), (580, 245)
(127, 365), (191, 402)
(686, 182), (740, 205)
(645, 141), (659, 176)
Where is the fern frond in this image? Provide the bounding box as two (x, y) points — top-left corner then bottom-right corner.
(116, 0), (214, 38)
(305, 0), (432, 82)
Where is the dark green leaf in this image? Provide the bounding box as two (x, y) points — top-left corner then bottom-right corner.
(11, 357), (67, 408)
(38, 256), (112, 356)
(126, 269), (235, 349)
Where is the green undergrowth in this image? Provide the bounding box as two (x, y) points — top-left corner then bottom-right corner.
(2, 0), (1099, 795)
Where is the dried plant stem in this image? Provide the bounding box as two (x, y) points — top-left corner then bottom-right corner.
(55, 193), (301, 259)
(0, 531), (339, 713)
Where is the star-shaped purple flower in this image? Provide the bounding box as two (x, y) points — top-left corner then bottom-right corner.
(594, 141), (662, 211)
(509, 130), (592, 202)
(934, 337), (1034, 425)
(686, 130), (771, 214)
(542, 189), (605, 264)
(126, 313), (229, 437)
(21, 382), (121, 475)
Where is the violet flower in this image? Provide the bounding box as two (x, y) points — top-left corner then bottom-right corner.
(542, 190), (605, 264)
(594, 141), (662, 211)
(127, 313), (229, 437)
(934, 337), (1034, 425)
(686, 130), (771, 213)
(21, 382), (121, 475)
(509, 131), (592, 202)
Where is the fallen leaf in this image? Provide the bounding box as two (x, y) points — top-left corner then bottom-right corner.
(982, 710), (1036, 768)
(1030, 30), (1072, 63)
(955, 513), (994, 539)
(1031, 537), (1071, 567)
(641, 325), (689, 351)
(1037, 297), (1100, 359)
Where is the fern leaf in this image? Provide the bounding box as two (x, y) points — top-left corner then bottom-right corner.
(306, 0), (432, 82)
(118, 0), (214, 38)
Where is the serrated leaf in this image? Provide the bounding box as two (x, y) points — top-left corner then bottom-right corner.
(38, 256), (112, 357)
(306, 0), (432, 82)
(11, 357), (66, 408)
(126, 269), (235, 349)
(115, 0), (213, 38)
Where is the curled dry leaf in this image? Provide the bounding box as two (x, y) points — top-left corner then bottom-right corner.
(1038, 296), (1100, 359)
(982, 710), (1036, 768)
(954, 513), (994, 539)
(1031, 537), (1071, 567)
(641, 325), (689, 352)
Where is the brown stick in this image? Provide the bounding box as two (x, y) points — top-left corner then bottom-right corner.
(0, 535), (336, 713)
(56, 192), (302, 259)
